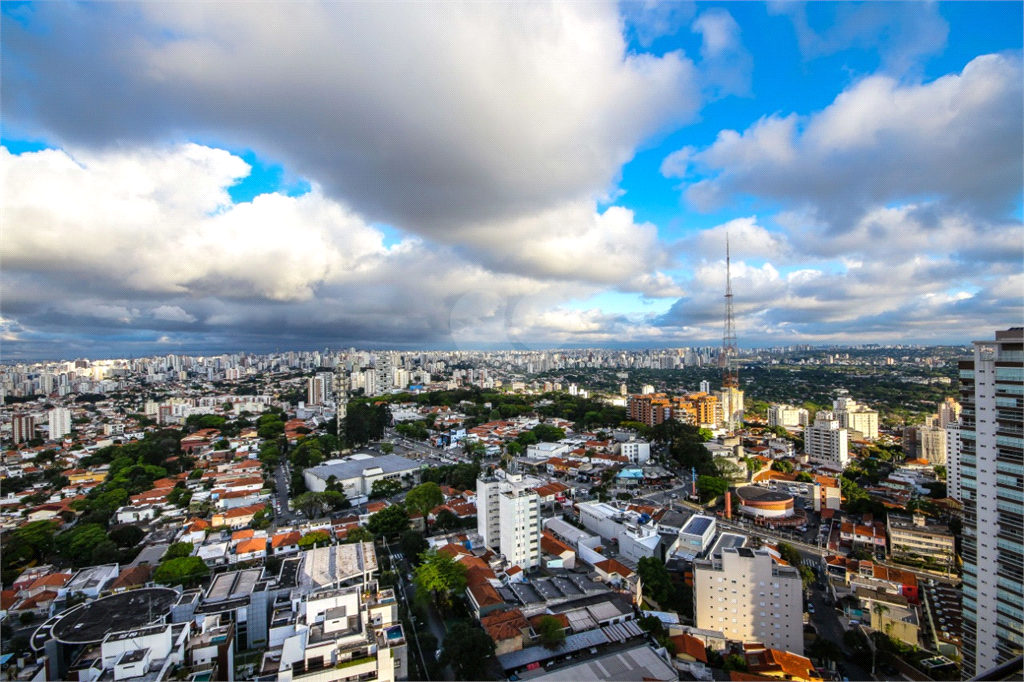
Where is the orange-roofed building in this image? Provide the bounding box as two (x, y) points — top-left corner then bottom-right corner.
(467, 582), (505, 619)
(481, 609), (532, 656)
(744, 647), (821, 681)
(271, 531), (302, 555)
(231, 529), (255, 542)
(669, 633), (708, 663)
(234, 537), (268, 563)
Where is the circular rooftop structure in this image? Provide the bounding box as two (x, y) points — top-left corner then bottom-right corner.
(48, 587), (178, 645)
(734, 486), (794, 518)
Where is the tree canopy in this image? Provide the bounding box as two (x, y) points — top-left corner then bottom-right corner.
(153, 556), (209, 587)
(405, 482), (444, 518)
(367, 504), (411, 537)
(413, 549), (467, 607)
(535, 616), (566, 649)
(439, 621), (496, 680)
(298, 530), (331, 549)
(162, 542), (195, 561)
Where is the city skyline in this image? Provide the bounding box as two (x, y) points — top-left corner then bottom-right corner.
(1, 2), (1022, 359)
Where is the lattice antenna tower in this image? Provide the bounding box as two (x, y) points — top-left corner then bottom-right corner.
(721, 234), (739, 389)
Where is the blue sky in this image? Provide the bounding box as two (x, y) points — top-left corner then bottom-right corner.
(1, 1), (1021, 360)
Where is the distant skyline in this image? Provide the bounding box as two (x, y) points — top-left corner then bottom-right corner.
(1, 2), (1021, 359)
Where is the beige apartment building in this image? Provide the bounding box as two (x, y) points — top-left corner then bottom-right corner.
(693, 547), (804, 655)
(887, 512), (956, 565)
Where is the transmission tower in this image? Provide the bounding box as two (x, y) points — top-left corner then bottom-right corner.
(720, 234), (739, 389)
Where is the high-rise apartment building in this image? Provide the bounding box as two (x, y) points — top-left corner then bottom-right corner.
(12, 414), (35, 445)
(477, 473), (542, 570)
(957, 328), (1023, 676)
(938, 397), (962, 428)
(833, 395), (879, 439)
(945, 421), (962, 502)
(49, 407), (72, 440)
(918, 425), (947, 466)
(804, 411), (849, 468)
(767, 404), (810, 428)
(693, 547), (804, 654)
(373, 354), (393, 396)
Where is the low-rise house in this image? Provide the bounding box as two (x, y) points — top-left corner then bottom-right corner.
(109, 565), (153, 593)
(211, 503), (265, 529)
(233, 537), (268, 564)
(481, 608), (533, 656)
(540, 531), (576, 570)
(743, 644), (821, 681)
(271, 531), (302, 555)
(116, 504), (158, 524)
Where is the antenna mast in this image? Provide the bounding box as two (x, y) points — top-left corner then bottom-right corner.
(721, 235), (739, 389)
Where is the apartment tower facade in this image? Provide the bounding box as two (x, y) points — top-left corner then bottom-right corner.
(957, 328), (1023, 676)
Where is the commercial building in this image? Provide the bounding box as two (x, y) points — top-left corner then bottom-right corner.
(804, 411), (849, 468)
(768, 405), (810, 429)
(304, 454), (420, 503)
(478, 473), (542, 570)
(886, 513), (955, 567)
(957, 328), (1024, 676)
(693, 547), (804, 655)
(49, 407), (72, 440)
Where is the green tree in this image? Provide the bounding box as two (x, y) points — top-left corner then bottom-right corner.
(252, 507), (271, 530)
(153, 556), (209, 587)
(439, 621), (496, 680)
(795, 471), (814, 483)
(531, 423), (565, 442)
(56, 524), (110, 567)
(400, 530), (429, 565)
(771, 460), (794, 474)
(321, 490), (351, 511)
(91, 540), (120, 565)
(370, 478), (403, 499)
(723, 654), (749, 672)
(292, 491), (328, 518)
(108, 524), (145, 548)
(12, 520), (58, 558)
(535, 615), (566, 649)
(380, 442), (395, 455)
(163, 542), (195, 561)
(344, 526), (374, 544)
(413, 549), (468, 607)
(433, 509), (461, 533)
(298, 530), (331, 549)
(696, 475), (729, 502)
(637, 556), (673, 607)
(405, 482), (444, 518)
(367, 505), (411, 537)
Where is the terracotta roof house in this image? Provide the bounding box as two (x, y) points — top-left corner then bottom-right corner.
(481, 608), (533, 656)
(110, 565), (153, 593)
(669, 633), (708, 663)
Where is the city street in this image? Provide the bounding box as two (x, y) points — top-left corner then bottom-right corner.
(274, 462), (295, 523)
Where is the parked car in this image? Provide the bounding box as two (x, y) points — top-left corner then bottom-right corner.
(807, 604), (815, 613)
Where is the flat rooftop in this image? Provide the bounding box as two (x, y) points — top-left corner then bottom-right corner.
(735, 486), (792, 503)
(50, 588), (178, 645)
(681, 515), (713, 536)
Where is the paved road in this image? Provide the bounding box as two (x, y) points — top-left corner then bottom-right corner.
(274, 463), (295, 523)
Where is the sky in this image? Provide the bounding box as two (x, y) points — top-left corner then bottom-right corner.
(1, 1), (1022, 360)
